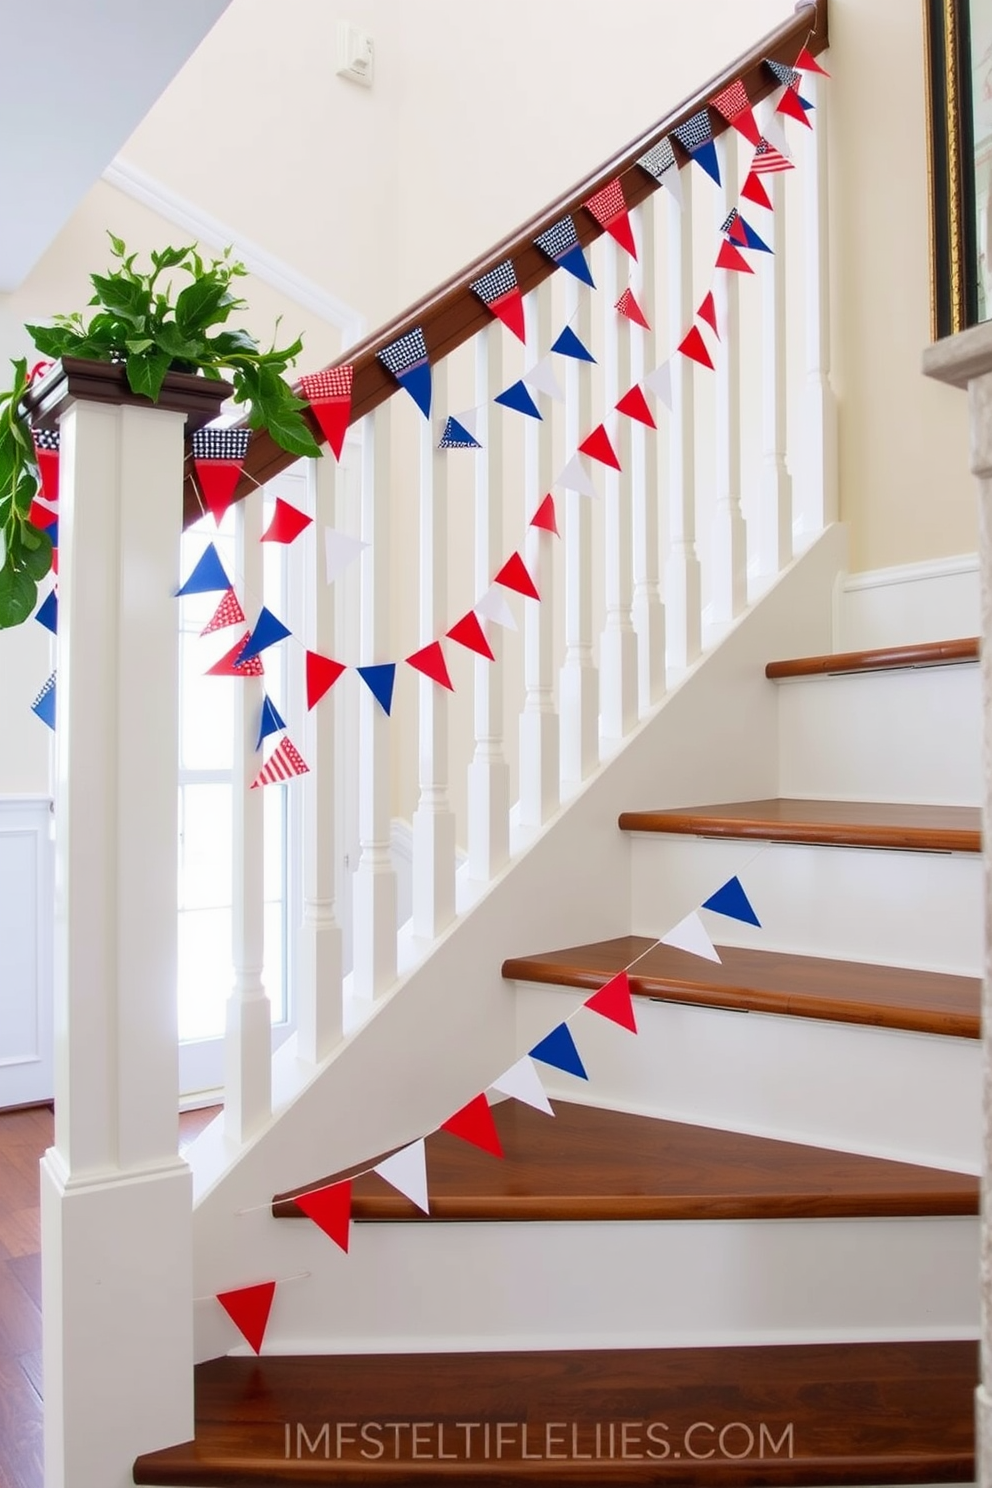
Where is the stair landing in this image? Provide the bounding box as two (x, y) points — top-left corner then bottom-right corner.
(618, 799), (982, 853)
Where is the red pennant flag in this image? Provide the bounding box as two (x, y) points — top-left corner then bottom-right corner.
(470, 262), (527, 344)
(216, 1281), (276, 1355)
(32, 438), (60, 507)
(194, 463), (242, 526)
(261, 498), (312, 545)
(585, 178), (638, 260)
(447, 611), (494, 661)
(441, 1093), (503, 1157)
(406, 640), (454, 690)
(777, 85), (813, 127)
(28, 499), (57, 530)
(698, 291), (720, 339)
(488, 290), (526, 344)
(299, 366), (353, 461)
(796, 46), (829, 76)
(614, 287), (651, 330)
(206, 634), (265, 677)
(729, 215), (748, 245)
(584, 971), (638, 1033)
(494, 551), (540, 601)
(306, 650), (346, 709)
(296, 1180), (352, 1253)
(741, 171), (773, 210)
(201, 588), (246, 636)
(530, 493), (560, 536)
(615, 385), (656, 430)
(716, 239), (755, 274)
(579, 423), (622, 471)
(710, 79), (762, 148)
(678, 326), (715, 371)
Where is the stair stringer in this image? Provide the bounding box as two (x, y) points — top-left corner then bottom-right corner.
(188, 523), (848, 1363)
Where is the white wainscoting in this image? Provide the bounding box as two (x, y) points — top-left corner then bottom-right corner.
(837, 553), (980, 650)
(0, 795), (53, 1107)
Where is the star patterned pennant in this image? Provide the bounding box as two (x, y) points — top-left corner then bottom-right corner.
(377, 327), (432, 419)
(298, 366), (353, 460)
(470, 260), (526, 343)
(534, 214), (595, 287)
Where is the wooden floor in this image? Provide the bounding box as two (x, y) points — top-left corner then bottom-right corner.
(0, 1102), (218, 1488)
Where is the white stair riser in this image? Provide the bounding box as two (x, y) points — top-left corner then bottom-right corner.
(628, 836), (982, 975)
(514, 986), (980, 1172)
(776, 665), (981, 804)
(206, 1215), (977, 1358)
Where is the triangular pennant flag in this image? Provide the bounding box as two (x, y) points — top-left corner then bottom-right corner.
(190, 427), (251, 525)
(661, 910), (722, 963)
(28, 498), (57, 530)
(754, 105), (794, 160)
(298, 366), (353, 460)
(530, 493), (560, 535)
(325, 528), (368, 585)
(35, 588), (57, 635)
(678, 326), (715, 371)
(374, 1140), (430, 1214)
(739, 219), (772, 255)
(240, 607), (292, 661)
(296, 1180), (352, 1253)
(438, 416), (482, 450)
(534, 215), (596, 288)
(306, 651), (346, 709)
(673, 109), (721, 185)
(615, 385), (656, 429)
(702, 874), (761, 927)
(476, 585), (518, 630)
(261, 497), (312, 545)
(698, 291), (720, 338)
(529, 1023), (588, 1080)
(377, 327), (432, 418)
(447, 610), (494, 661)
(206, 634), (264, 677)
(711, 78), (762, 147)
(256, 694), (286, 751)
(32, 428), (60, 506)
(201, 588), (246, 636)
(551, 325), (596, 364)
(249, 735), (309, 787)
(522, 358), (565, 403)
(441, 1093), (503, 1157)
(741, 170), (774, 210)
(777, 84), (813, 127)
(558, 243), (597, 287)
(578, 424), (622, 471)
(584, 971), (638, 1033)
(764, 58), (801, 88)
(494, 380), (542, 420)
(796, 46), (830, 77)
(494, 551), (539, 601)
(406, 640), (453, 691)
(614, 287), (651, 330)
(716, 239), (755, 274)
(216, 1281), (276, 1355)
(645, 361), (673, 411)
(31, 671), (56, 731)
(490, 1055), (554, 1116)
(721, 208), (747, 243)
(470, 260), (526, 343)
(357, 663), (396, 716)
(585, 178), (638, 259)
(637, 137), (683, 207)
(690, 139), (721, 185)
(555, 453), (599, 499)
(176, 543), (231, 597)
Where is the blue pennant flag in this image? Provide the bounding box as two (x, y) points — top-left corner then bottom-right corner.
(240, 607), (292, 662)
(176, 542), (231, 597)
(47, 520), (59, 551)
(395, 362), (433, 419)
(551, 325), (596, 364)
(438, 417), (481, 450)
(494, 380), (542, 421)
(691, 139), (721, 185)
(357, 663), (396, 716)
(529, 1023), (588, 1080)
(740, 219), (772, 254)
(377, 327), (433, 419)
(702, 875), (761, 927)
(35, 589), (58, 635)
(31, 671), (56, 731)
(256, 694), (286, 751)
(558, 244), (596, 289)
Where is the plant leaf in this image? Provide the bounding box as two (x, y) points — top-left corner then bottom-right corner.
(0, 563), (37, 628)
(125, 348), (173, 402)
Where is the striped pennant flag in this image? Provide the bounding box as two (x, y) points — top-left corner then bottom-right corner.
(751, 139), (794, 174)
(250, 736), (309, 788)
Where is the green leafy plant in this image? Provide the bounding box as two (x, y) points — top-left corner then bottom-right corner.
(0, 235), (321, 628)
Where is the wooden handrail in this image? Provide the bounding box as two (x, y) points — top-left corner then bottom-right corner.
(183, 0), (828, 525)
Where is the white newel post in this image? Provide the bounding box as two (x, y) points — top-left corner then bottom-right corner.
(923, 320), (992, 1488)
(34, 366), (228, 1488)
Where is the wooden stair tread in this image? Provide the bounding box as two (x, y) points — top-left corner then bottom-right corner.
(617, 798), (982, 852)
(271, 1100), (978, 1222)
(502, 936), (980, 1039)
(765, 636), (979, 679)
(133, 1340), (977, 1484)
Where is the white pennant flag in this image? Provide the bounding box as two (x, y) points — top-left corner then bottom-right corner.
(756, 98), (793, 159)
(476, 584), (518, 630)
(490, 1056), (554, 1116)
(662, 163), (683, 208)
(325, 528), (368, 586)
(452, 406), (482, 440)
(523, 357), (565, 403)
(661, 910), (722, 963)
(554, 453), (599, 499)
(645, 361), (673, 411)
(374, 1139), (430, 1213)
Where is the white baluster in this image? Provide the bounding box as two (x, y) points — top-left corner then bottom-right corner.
(757, 169), (793, 577)
(412, 362), (457, 936)
(519, 281), (560, 827)
(600, 234), (639, 741)
(352, 404), (398, 999)
(225, 488), (271, 1142)
(559, 275), (600, 788)
(468, 327), (510, 880)
(298, 454), (343, 1062)
(629, 200), (666, 713)
(665, 164), (702, 670)
(711, 132), (748, 622)
(799, 72), (839, 537)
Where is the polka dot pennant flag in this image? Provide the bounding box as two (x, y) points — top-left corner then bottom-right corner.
(584, 178), (638, 260)
(261, 498), (312, 545)
(190, 427), (252, 527)
(201, 588), (246, 637)
(206, 633), (265, 678)
(406, 640), (453, 691)
(446, 610), (494, 662)
(470, 260), (526, 343)
(31, 670), (56, 731)
(637, 137), (682, 207)
(31, 427), (60, 506)
(764, 58), (801, 89)
(711, 78), (762, 147)
(614, 287), (650, 330)
(298, 366), (352, 461)
(249, 735), (310, 788)
(377, 327), (432, 419)
(441, 1093), (503, 1158)
(216, 1281), (276, 1356)
(533, 213), (595, 288)
(438, 416), (482, 450)
(672, 109), (721, 186)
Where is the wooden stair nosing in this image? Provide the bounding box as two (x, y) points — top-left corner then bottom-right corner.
(765, 636), (980, 679)
(617, 799), (982, 854)
(501, 936), (981, 1040)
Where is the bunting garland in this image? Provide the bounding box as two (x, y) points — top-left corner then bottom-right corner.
(298, 365), (353, 460)
(711, 78), (762, 147)
(191, 427), (252, 526)
(534, 214), (595, 288)
(672, 108), (721, 185)
(32, 428), (60, 506)
(377, 327), (432, 418)
(615, 287), (650, 329)
(637, 137), (682, 207)
(216, 1281), (276, 1355)
(261, 498), (312, 545)
(470, 260), (527, 343)
(201, 589), (246, 636)
(584, 178), (638, 260)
